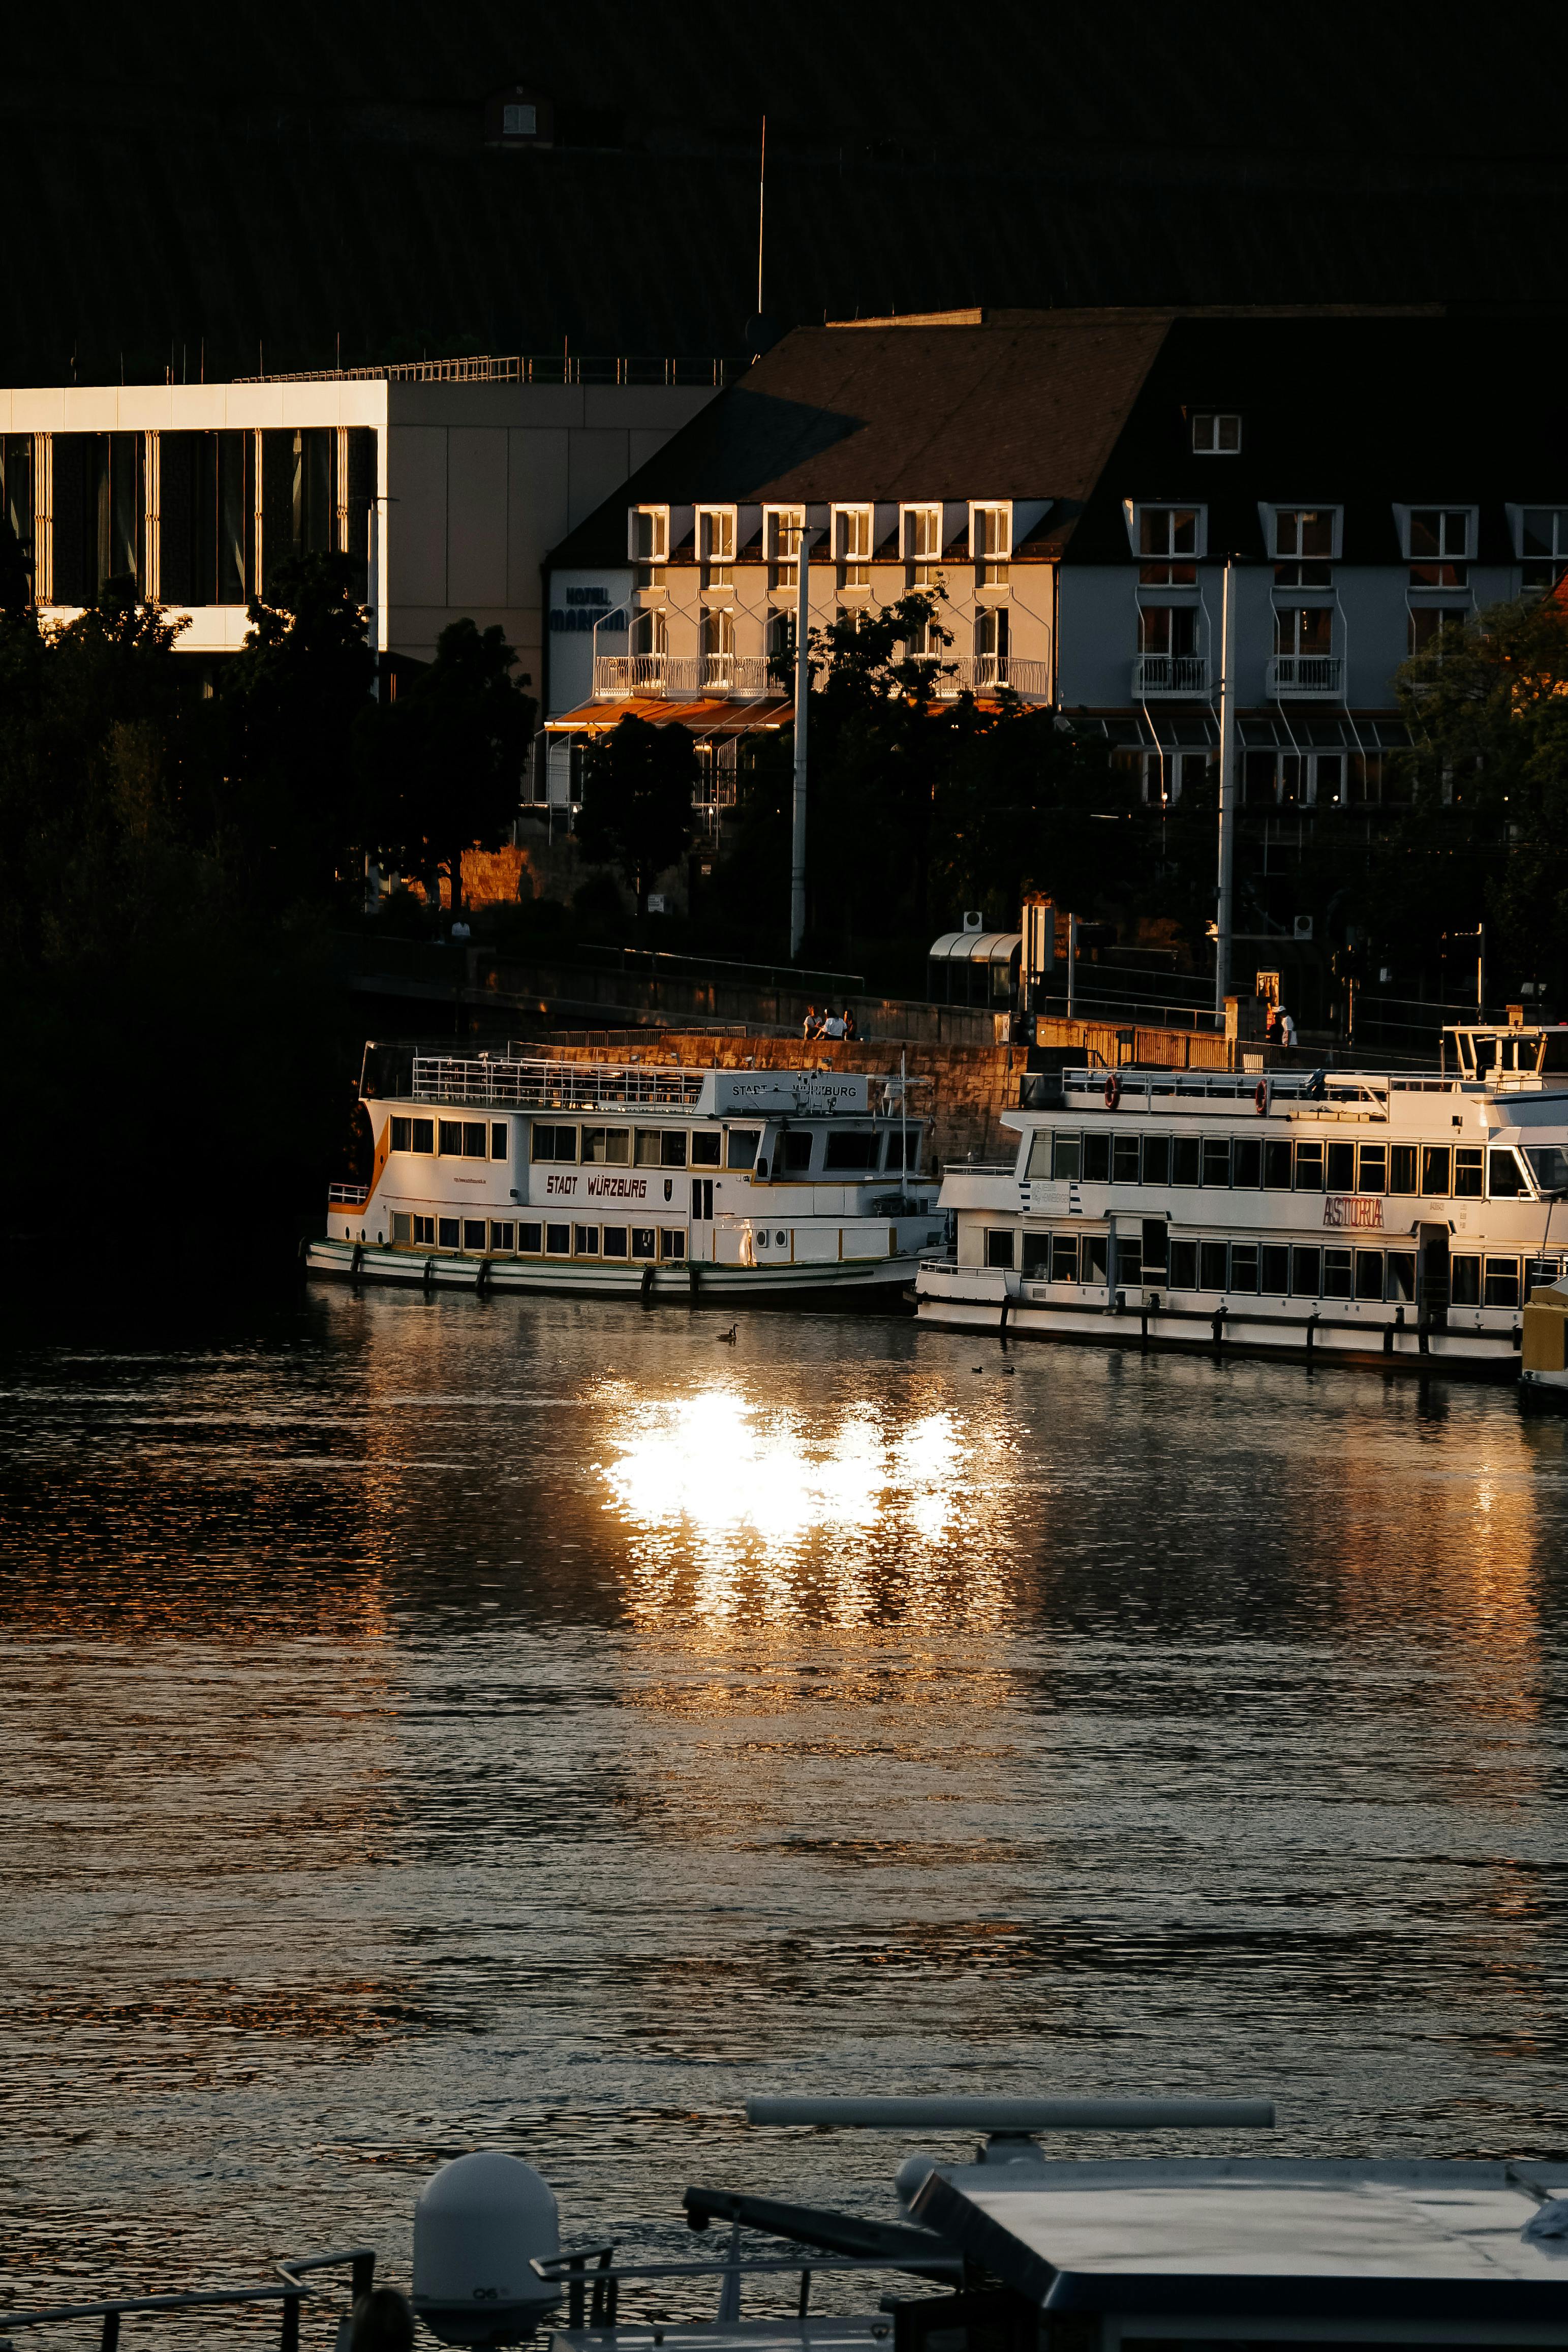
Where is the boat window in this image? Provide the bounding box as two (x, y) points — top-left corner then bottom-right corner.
(1421, 1146), (1451, 1196)
(1084, 1235), (1109, 1284)
(603, 1228), (629, 1257)
(1116, 1236), (1143, 1287)
(727, 1129), (760, 1170)
(986, 1228), (1016, 1268)
(661, 1133), (688, 1168)
(1387, 1249), (1417, 1301)
(661, 1229), (687, 1260)
(1201, 1137), (1231, 1187)
(782, 1132), (813, 1172)
(692, 1131), (722, 1167)
(634, 1129), (663, 1166)
(1229, 1241), (1258, 1292)
(1485, 1257), (1521, 1307)
(1052, 1233), (1080, 1281)
(1358, 1143), (1387, 1193)
(392, 1212), (411, 1243)
(518, 1222), (543, 1253)
(1295, 1141), (1324, 1192)
(1171, 1136), (1200, 1187)
(533, 1123), (578, 1163)
(490, 1123), (508, 1161)
(545, 1222), (571, 1255)
(1453, 1146), (1484, 1197)
(438, 1216), (460, 1248)
(1169, 1239), (1197, 1289)
(631, 1227), (657, 1258)
(1260, 1243), (1289, 1294)
(490, 1221), (514, 1252)
(1199, 1239), (1228, 1288)
(1488, 1147), (1527, 1197)
(389, 1116), (434, 1153)
(1389, 1144), (1418, 1193)
(1526, 1144), (1568, 1194)
(439, 1120), (463, 1155)
(1142, 1134), (1171, 1185)
(1263, 1139), (1293, 1189)
(825, 1133), (881, 1169)
(463, 1219), (486, 1251)
(463, 1123), (487, 1158)
(1527, 1256), (1562, 1289)
(885, 1133), (921, 1171)
(1326, 1141), (1356, 1191)
(574, 1226), (599, 1256)
(582, 1126), (631, 1165)
(1083, 1132), (1111, 1182)
(1232, 1137), (1261, 1188)
(414, 1214), (435, 1245)
(1451, 1254), (1481, 1306)
(1052, 1131), (1082, 1179)
(1355, 1249), (1384, 1299)
(1112, 1135), (1141, 1182)
(1323, 1247), (1352, 1299)
(1541, 1032), (1568, 1072)
(1021, 1232), (1052, 1276)
(391, 1118), (407, 1151)
(1292, 1246), (1321, 1296)
(1142, 1218), (1169, 1274)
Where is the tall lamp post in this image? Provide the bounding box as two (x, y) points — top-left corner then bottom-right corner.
(789, 514), (824, 961)
(1214, 554), (1237, 1019)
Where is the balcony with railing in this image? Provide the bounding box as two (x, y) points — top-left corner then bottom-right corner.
(926, 654), (1052, 702)
(1133, 654), (1209, 698)
(594, 653), (774, 700)
(1267, 654), (1344, 698)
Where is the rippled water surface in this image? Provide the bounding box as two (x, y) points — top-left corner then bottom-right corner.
(5, 1289), (1568, 2332)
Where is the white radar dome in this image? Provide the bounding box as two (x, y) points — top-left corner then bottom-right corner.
(412, 2151), (563, 2345)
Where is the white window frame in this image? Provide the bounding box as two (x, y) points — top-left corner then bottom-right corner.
(1393, 505), (1476, 562)
(628, 505), (669, 562)
(1261, 505), (1343, 561)
(1507, 504), (1568, 562)
(969, 502), (1012, 560)
(1124, 501), (1208, 560)
(902, 504), (942, 562)
(696, 506), (736, 565)
(1191, 413), (1242, 455)
(833, 504), (873, 563)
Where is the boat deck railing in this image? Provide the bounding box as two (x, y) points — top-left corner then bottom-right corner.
(411, 1054), (707, 1109)
(0, 2247), (374, 2352)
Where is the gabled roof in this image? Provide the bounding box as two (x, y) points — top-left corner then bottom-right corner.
(548, 315), (1173, 564)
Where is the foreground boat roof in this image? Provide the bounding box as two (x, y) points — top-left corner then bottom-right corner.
(914, 2157), (1568, 2322)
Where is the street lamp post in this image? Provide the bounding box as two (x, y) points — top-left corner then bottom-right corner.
(789, 517), (823, 961)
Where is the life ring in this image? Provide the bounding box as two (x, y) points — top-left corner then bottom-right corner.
(1103, 1071), (1122, 1111)
(1254, 1077), (1271, 1117)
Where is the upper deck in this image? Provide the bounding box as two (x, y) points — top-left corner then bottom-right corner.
(359, 1043), (917, 1124)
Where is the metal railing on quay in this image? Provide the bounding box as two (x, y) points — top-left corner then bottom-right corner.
(1035, 990), (1223, 1033)
(0, 2248), (375, 2352)
(237, 354), (741, 387)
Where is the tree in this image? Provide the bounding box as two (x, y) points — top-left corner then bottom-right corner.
(365, 618), (536, 912)
(1395, 593), (1568, 1002)
(575, 714), (696, 914)
(217, 552), (376, 906)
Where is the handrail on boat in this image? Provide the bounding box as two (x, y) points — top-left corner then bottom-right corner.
(0, 2249), (376, 2352)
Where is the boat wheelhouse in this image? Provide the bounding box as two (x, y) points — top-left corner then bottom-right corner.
(918, 1025), (1568, 1374)
(305, 1043), (941, 1301)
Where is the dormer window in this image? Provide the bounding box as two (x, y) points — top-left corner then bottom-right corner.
(1403, 507), (1471, 588)
(1135, 504), (1202, 584)
(1519, 507), (1568, 590)
(836, 505), (872, 591)
(767, 506), (803, 593)
(630, 506), (667, 587)
(972, 503), (1010, 587)
(1192, 413), (1242, 455)
(904, 504), (942, 587)
(1272, 508), (1338, 587)
(698, 507), (734, 589)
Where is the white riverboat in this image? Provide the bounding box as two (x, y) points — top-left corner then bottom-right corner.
(305, 1044), (941, 1302)
(918, 1024), (1568, 1376)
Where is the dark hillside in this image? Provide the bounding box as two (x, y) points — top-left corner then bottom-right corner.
(7, 0), (1567, 384)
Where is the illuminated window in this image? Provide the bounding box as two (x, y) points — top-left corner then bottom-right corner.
(904, 505), (942, 587)
(837, 505), (872, 589)
(767, 507), (803, 591)
(972, 504), (1010, 586)
(630, 506), (667, 587)
(698, 507), (734, 588)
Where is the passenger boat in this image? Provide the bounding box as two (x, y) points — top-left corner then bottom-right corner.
(305, 1044), (941, 1302)
(918, 1023), (1568, 1375)
(10, 2094), (1568, 2352)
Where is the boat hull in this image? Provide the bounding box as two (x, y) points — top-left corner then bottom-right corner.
(305, 1236), (920, 1308)
(916, 1267), (1522, 1378)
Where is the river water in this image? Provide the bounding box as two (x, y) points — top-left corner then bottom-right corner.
(4, 1288), (1568, 2337)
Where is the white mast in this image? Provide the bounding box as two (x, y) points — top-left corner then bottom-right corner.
(1214, 554), (1237, 1017)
